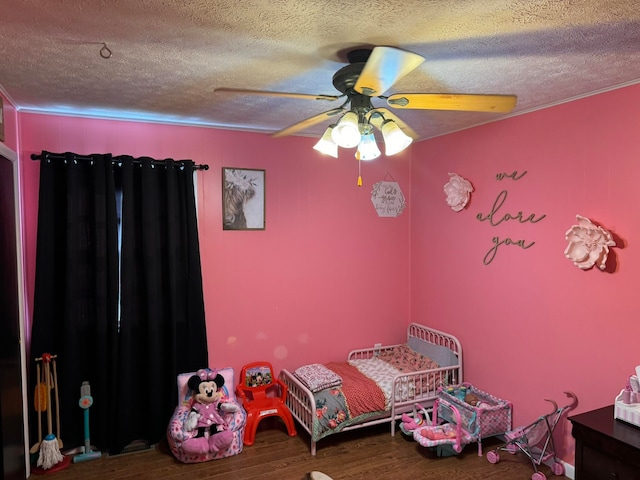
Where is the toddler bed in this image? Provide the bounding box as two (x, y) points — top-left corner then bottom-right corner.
(279, 322), (462, 455)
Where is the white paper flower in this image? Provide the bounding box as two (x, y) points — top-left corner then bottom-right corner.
(444, 173), (474, 212)
(564, 215), (616, 270)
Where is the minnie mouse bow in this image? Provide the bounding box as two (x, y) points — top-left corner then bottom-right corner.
(196, 368), (219, 381)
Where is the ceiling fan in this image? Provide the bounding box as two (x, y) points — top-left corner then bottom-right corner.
(214, 46), (517, 159)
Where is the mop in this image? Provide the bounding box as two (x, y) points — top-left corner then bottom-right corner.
(36, 353), (66, 470)
(73, 381), (102, 463)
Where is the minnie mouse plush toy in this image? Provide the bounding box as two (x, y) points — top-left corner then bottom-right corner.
(182, 369), (239, 454)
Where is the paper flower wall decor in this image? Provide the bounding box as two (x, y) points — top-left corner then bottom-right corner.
(444, 173), (474, 212)
(564, 215), (616, 270)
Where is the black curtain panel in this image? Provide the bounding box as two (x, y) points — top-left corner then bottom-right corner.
(30, 153), (119, 451)
(29, 151), (208, 455)
(113, 156), (208, 453)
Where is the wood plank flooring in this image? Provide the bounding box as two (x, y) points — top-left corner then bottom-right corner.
(40, 419), (556, 479)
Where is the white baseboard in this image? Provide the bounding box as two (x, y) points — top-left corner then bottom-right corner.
(560, 460), (574, 479)
(545, 458), (574, 479)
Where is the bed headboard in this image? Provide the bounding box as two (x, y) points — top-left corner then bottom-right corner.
(407, 322), (462, 367)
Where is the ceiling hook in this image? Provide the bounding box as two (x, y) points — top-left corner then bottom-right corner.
(100, 43), (112, 59)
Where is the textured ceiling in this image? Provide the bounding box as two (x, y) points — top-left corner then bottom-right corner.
(1, 0), (640, 142)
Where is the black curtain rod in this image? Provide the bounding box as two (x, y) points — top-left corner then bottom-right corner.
(30, 152), (209, 171)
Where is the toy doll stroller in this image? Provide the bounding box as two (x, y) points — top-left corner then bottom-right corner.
(486, 391), (577, 480)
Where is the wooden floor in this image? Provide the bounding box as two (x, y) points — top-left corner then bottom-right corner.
(40, 419), (556, 479)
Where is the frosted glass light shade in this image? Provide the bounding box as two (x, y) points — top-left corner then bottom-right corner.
(381, 120), (413, 156)
(313, 126), (339, 158)
(331, 112), (360, 148)
(356, 132), (381, 160)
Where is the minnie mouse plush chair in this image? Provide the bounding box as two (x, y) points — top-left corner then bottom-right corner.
(167, 368), (246, 463)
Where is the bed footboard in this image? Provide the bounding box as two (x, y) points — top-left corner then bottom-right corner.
(279, 369), (319, 455)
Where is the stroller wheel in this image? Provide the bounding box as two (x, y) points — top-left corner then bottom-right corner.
(531, 472), (546, 480)
(506, 443), (518, 454)
(551, 462), (565, 476)
(486, 450), (499, 464)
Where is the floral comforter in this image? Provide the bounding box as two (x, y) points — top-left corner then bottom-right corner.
(310, 346), (441, 437)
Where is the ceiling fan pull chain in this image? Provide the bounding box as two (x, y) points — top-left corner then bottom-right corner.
(357, 151), (363, 187)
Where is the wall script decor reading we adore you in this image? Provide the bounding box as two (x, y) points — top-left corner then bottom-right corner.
(476, 171), (547, 265)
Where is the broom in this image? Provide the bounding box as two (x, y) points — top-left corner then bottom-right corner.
(29, 361), (47, 454)
(36, 353), (64, 470)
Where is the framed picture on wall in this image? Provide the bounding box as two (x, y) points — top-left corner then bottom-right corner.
(222, 167), (265, 230)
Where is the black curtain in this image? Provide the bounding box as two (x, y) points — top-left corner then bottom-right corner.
(113, 156), (208, 452)
(30, 153), (119, 452)
(30, 152), (208, 455)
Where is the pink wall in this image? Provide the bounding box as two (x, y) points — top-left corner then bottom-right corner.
(18, 83), (640, 466)
(411, 83), (640, 462)
(18, 113), (412, 378)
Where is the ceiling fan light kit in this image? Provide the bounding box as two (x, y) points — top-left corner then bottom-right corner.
(313, 126), (339, 158)
(331, 112), (361, 148)
(381, 120), (413, 156)
(356, 132), (381, 161)
(215, 45), (516, 162)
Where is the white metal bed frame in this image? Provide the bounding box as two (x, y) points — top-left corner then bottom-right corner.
(279, 322), (463, 455)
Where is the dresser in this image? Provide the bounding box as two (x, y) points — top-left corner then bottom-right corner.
(569, 405), (640, 479)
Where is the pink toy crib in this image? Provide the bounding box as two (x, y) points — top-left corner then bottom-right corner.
(412, 383), (512, 456)
(167, 367), (247, 463)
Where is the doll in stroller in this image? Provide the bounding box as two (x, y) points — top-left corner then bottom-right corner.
(486, 391), (577, 480)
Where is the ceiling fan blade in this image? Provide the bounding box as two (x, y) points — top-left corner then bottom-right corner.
(387, 93), (517, 113)
(272, 108), (346, 138)
(214, 87), (341, 102)
(368, 108), (418, 139)
(354, 47), (425, 97)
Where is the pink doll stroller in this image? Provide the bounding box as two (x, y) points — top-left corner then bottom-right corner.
(486, 391), (577, 480)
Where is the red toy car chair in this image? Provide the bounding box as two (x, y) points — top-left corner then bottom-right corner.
(236, 361), (297, 445)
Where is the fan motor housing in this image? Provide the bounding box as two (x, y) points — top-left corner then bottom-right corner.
(332, 48), (372, 95)
(332, 63), (364, 95)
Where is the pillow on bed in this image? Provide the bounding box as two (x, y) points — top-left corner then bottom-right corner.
(293, 364), (342, 393)
(407, 337), (459, 368)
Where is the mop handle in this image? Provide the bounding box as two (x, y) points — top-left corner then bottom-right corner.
(52, 357), (61, 440)
(44, 359), (53, 435)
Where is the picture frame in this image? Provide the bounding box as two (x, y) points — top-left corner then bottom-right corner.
(222, 167), (265, 230)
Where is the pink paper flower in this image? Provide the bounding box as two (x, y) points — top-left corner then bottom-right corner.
(564, 215), (616, 270)
(444, 173), (474, 212)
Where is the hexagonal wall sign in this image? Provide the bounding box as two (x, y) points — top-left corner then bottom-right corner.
(371, 180), (406, 217)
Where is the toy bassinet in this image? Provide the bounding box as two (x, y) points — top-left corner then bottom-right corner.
(167, 367), (247, 463)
